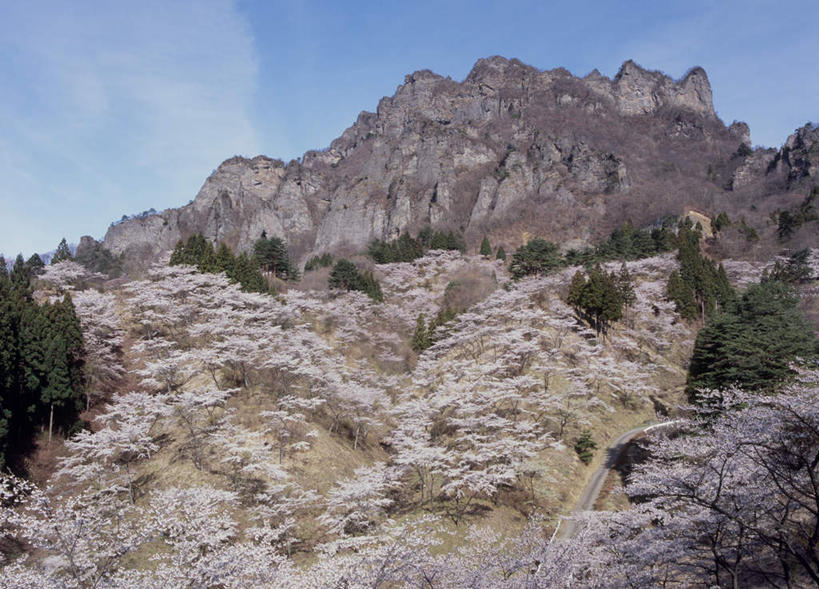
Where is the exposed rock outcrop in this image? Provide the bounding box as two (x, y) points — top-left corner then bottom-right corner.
(102, 57), (816, 268)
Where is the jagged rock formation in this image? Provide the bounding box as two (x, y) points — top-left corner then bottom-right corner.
(102, 57), (818, 267)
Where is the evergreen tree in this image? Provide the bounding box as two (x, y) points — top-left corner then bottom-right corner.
(169, 239), (187, 266)
(666, 270), (698, 320)
(197, 242), (219, 274)
(429, 230), (466, 252)
(253, 232), (298, 280)
(304, 253), (334, 272)
(51, 238), (73, 265)
(18, 303), (48, 429)
(0, 282), (17, 468)
(411, 314), (431, 352)
(574, 431), (597, 465)
(768, 249), (813, 284)
(667, 220), (734, 320)
(496, 246), (506, 261)
(215, 243), (236, 276)
(0, 285), (85, 467)
(328, 259), (361, 291)
(41, 335), (71, 443)
(480, 236), (492, 257)
(712, 211), (731, 232)
(232, 253), (267, 293)
(10, 254), (30, 292)
(417, 226), (433, 248)
(358, 270), (384, 302)
(617, 262), (636, 308)
(509, 238), (562, 278)
(328, 260), (383, 302)
(567, 270), (587, 310)
(26, 254), (45, 276)
(567, 265), (624, 336)
(687, 280), (817, 400)
(74, 241), (123, 277)
(368, 228), (466, 264)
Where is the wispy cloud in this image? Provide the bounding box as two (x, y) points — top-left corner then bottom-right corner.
(0, 0), (259, 256)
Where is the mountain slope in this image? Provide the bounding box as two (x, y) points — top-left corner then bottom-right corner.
(102, 57), (818, 268)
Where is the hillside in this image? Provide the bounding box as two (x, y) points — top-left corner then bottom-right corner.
(0, 54), (817, 588)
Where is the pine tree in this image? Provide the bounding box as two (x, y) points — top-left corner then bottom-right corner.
(26, 254), (45, 276)
(509, 238), (562, 278)
(10, 254), (30, 292)
(253, 233), (297, 280)
(232, 253), (267, 293)
(51, 238), (73, 265)
(687, 280), (817, 400)
(412, 314), (431, 352)
(0, 283), (18, 468)
(496, 246), (506, 261)
(215, 243), (236, 276)
(574, 431), (597, 465)
(567, 270), (586, 310)
(479, 236), (492, 257)
(358, 270), (384, 302)
(169, 239), (187, 266)
(567, 265), (624, 336)
(197, 242), (219, 273)
(328, 260), (361, 291)
(666, 270), (698, 320)
(617, 262), (636, 308)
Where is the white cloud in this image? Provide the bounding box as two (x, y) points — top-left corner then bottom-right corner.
(0, 0), (260, 255)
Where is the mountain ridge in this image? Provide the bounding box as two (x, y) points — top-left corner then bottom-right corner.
(101, 56), (818, 270)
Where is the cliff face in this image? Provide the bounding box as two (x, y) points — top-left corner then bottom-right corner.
(102, 57), (818, 266)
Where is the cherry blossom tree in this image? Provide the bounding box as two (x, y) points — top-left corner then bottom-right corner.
(319, 462), (396, 537)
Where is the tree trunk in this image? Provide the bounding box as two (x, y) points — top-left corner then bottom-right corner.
(48, 403), (54, 445)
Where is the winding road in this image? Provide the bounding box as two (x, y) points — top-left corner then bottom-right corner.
(556, 421), (678, 540)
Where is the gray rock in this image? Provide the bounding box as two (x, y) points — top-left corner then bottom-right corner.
(102, 56), (811, 270)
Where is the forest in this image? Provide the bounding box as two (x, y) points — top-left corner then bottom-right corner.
(0, 225), (816, 588)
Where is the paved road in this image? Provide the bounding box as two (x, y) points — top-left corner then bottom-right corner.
(556, 421), (678, 539)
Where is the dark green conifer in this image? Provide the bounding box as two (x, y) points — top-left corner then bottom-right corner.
(328, 259), (361, 291)
(10, 254), (30, 292)
(509, 238), (561, 278)
(215, 243), (236, 275)
(480, 236), (492, 257)
(687, 280), (816, 400)
(359, 270), (384, 302)
(617, 262), (636, 308)
(412, 314), (431, 352)
(567, 270), (586, 310)
(26, 254), (45, 276)
(574, 431), (597, 465)
(51, 238), (73, 265)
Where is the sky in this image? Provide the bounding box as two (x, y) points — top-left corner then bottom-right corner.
(1, 0), (817, 257)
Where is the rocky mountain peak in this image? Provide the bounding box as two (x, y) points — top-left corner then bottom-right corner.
(612, 60), (715, 117)
(102, 56), (810, 271)
(465, 55), (538, 86)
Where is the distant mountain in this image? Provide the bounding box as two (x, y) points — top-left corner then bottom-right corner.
(101, 56), (819, 269)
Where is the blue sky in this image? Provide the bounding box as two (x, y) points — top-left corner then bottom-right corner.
(1, 0), (817, 257)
